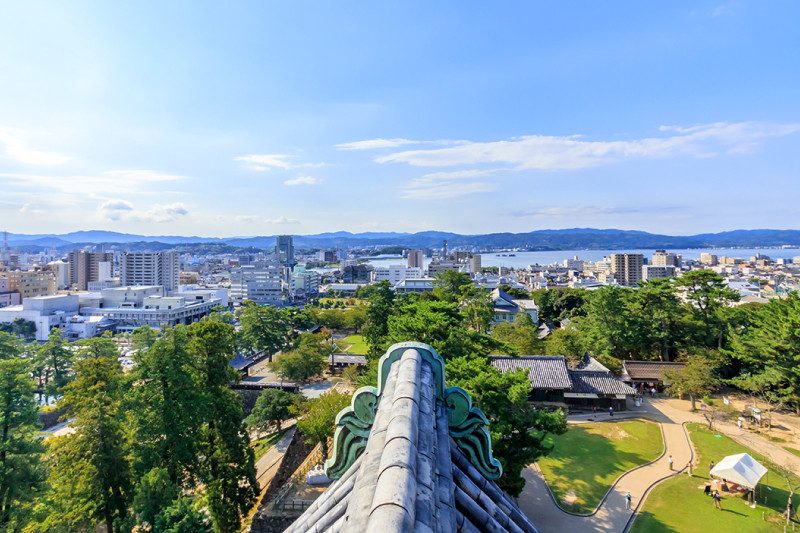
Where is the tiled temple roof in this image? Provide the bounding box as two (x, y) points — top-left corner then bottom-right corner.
(286, 342), (539, 533)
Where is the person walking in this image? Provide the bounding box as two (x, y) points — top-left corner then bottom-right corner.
(609, 406), (614, 417)
(712, 490), (722, 510)
(738, 418), (743, 431)
(668, 455), (673, 470)
(626, 491), (632, 511)
(709, 460), (715, 478)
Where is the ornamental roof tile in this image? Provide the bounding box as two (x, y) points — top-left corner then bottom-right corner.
(286, 343), (539, 533)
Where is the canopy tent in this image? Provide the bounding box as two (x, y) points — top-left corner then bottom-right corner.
(710, 453), (768, 489)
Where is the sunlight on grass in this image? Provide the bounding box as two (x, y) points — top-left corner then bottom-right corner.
(251, 428), (290, 462)
(630, 424), (800, 533)
(538, 420), (662, 513)
(341, 334), (368, 355)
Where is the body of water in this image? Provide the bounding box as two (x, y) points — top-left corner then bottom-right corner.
(362, 247), (800, 270)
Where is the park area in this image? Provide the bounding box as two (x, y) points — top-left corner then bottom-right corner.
(631, 424), (800, 533)
(538, 420), (663, 514)
(339, 334), (368, 355)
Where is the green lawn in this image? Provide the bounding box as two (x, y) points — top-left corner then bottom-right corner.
(784, 447), (800, 459)
(251, 428), (290, 462)
(631, 424), (800, 533)
(341, 334), (369, 355)
(538, 420), (663, 514)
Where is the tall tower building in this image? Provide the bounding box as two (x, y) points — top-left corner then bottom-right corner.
(120, 252), (180, 293)
(610, 253), (643, 287)
(276, 235), (296, 267)
(408, 249), (424, 269)
(68, 251), (114, 290)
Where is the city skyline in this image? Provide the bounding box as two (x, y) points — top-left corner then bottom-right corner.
(1, 2), (799, 237)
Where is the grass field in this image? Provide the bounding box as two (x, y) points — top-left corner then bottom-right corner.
(341, 334), (369, 355)
(630, 424), (800, 533)
(538, 420), (663, 514)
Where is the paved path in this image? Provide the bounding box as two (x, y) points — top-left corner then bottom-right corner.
(255, 425), (296, 489)
(518, 396), (800, 533)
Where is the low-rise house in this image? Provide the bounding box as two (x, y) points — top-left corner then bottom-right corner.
(490, 288), (538, 325)
(621, 360), (686, 391)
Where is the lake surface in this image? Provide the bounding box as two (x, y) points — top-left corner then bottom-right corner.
(363, 247), (800, 269)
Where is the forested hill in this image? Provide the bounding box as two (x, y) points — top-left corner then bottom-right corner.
(6, 228), (800, 252)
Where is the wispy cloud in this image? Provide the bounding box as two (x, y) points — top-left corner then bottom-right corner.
(377, 122), (800, 170)
(234, 154), (324, 171)
(0, 130), (70, 166)
(401, 180), (497, 200)
(335, 138), (421, 151)
(234, 215), (300, 224)
(284, 176), (319, 186)
(98, 200), (188, 223)
(371, 122), (800, 200)
(1, 169), (184, 197)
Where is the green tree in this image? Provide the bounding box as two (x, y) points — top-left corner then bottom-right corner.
(237, 302), (290, 362)
(35, 329), (74, 405)
(205, 305), (235, 325)
(447, 356), (567, 496)
(664, 352), (721, 411)
(677, 270), (740, 348)
(247, 388), (296, 436)
(459, 286), (494, 334)
(128, 325), (205, 487)
(0, 333), (45, 531)
(432, 270), (472, 303)
(729, 293), (800, 413)
(627, 278), (684, 361)
(492, 314), (543, 355)
(188, 322), (258, 533)
(45, 336), (131, 533)
(269, 333), (330, 383)
(362, 281), (396, 359)
(579, 285), (636, 362)
(295, 389), (352, 461)
(544, 326), (586, 367)
(131, 324), (158, 351)
(498, 285), (530, 300)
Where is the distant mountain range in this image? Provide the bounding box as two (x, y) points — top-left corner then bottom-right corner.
(4, 228), (800, 252)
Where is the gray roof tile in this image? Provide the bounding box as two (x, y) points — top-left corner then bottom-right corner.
(286, 344), (540, 533)
(489, 356), (572, 389)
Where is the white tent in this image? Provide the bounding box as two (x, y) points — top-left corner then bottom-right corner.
(710, 453), (768, 488)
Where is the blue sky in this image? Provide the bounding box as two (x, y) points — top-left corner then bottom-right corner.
(1, 1), (798, 237)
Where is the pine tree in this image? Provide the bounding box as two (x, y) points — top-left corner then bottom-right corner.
(44, 336), (131, 533)
(0, 333), (45, 531)
(188, 322), (258, 533)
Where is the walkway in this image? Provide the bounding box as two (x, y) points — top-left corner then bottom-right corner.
(255, 425), (296, 489)
(518, 396), (800, 533)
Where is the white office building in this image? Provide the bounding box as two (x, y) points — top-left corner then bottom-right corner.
(371, 265), (423, 284)
(230, 265), (285, 306)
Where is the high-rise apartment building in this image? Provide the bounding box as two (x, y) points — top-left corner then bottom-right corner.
(120, 252), (180, 293)
(408, 249), (424, 269)
(651, 250), (682, 268)
(469, 254), (482, 276)
(610, 253), (643, 287)
(68, 251), (114, 290)
(276, 235), (295, 267)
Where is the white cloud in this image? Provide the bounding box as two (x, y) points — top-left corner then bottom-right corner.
(401, 180), (497, 200)
(104, 170), (184, 182)
(234, 154), (294, 170)
(98, 200), (188, 223)
(335, 138), (421, 151)
(284, 176), (319, 186)
(376, 122), (800, 171)
(142, 203), (189, 223)
(1, 169), (183, 197)
(234, 154), (325, 172)
(0, 130), (70, 166)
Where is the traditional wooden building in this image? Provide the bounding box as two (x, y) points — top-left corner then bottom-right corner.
(621, 360), (686, 391)
(490, 354), (636, 411)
